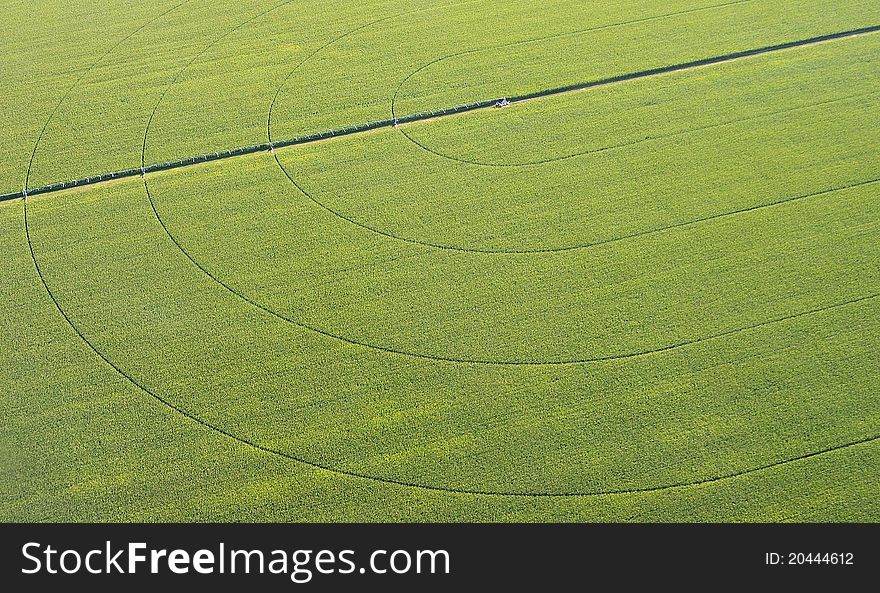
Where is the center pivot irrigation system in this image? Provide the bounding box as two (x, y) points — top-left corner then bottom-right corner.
(0, 98), (500, 203)
(3, 23), (878, 205)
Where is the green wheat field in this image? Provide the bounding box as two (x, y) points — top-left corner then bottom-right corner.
(1, 0), (878, 521)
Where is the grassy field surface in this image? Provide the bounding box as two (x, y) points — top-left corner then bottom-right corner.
(1, 0), (877, 521)
(2, 0), (876, 190)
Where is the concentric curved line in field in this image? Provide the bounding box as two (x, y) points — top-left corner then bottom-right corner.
(275, 116), (880, 256)
(18, 1), (879, 496)
(267, 0), (760, 216)
(144, 168), (880, 366)
(141, 0), (301, 170)
(21, 197), (880, 496)
(23, 0), (193, 192)
(266, 0), (755, 246)
(266, 0), (483, 144)
(390, 25), (880, 167)
(135, 2), (880, 366)
(135, 0), (880, 366)
(397, 91), (878, 168)
(266, 0), (756, 145)
(271, 24), (880, 254)
(387, 0), (756, 125)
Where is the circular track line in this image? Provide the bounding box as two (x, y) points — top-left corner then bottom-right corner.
(142, 3), (880, 365)
(21, 197), (880, 496)
(20, 1), (880, 497)
(24, 0), (194, 193)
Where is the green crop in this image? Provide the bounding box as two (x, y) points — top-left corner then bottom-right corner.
(1, 0), (877, 521)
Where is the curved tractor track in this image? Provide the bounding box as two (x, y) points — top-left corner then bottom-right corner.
(148, 15), (880, 363)
(16, 1), (880, 496)
(389, 25), (880, 166)
(22, 0), (194, 195)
